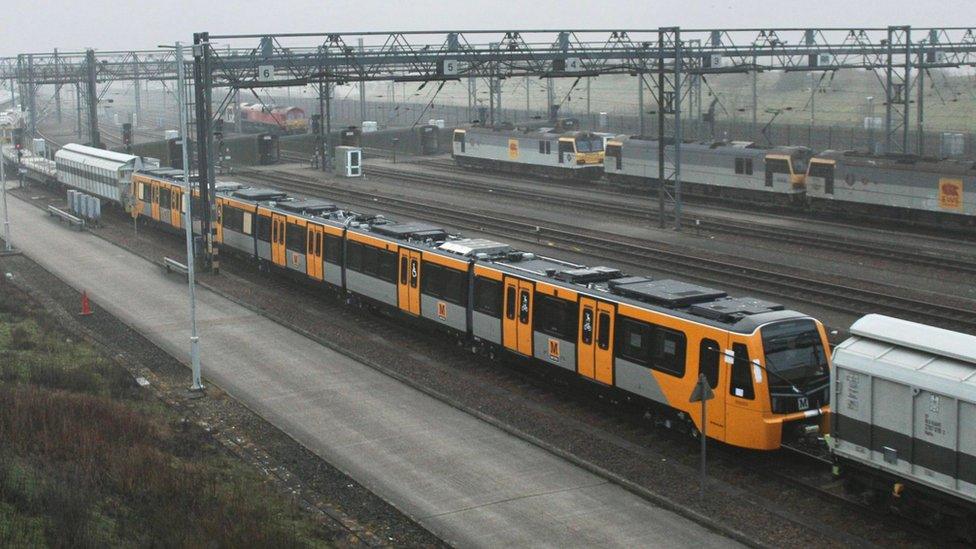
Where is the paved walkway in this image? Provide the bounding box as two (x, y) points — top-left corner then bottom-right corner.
(2, 191), (740, 548)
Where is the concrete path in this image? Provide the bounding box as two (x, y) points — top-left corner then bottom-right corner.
(2, 191), (741, 548)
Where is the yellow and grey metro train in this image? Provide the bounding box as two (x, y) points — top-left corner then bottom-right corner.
(131, 168), (832, 451)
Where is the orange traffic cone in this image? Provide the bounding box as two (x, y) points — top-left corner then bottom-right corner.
(80, 291), (93, 316)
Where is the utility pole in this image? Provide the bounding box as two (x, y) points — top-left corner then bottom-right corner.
(751, 58), (758, 140)
(1, 127), (10, 252)
(358, 38), (367, 123)
(192, 32), (216, 273)
(75, 83), (82, 139)
(25, 55), (36, 141)
(638, 66), (645, 137)
(54, 48), (62, 125)
(525, 75), (530, 116)
(133, 53), (141, 127)
(656, 41), (665, 228)
(586, 76), (591, 126)
(85, 49), (101, 148)
(176, 41), (203, 393)
(916, 47), (925, 156)
(810, 72), (816, 127)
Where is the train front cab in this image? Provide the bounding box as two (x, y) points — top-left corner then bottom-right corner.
(763, 153), (805, 196)
(805, 157), (837, 198)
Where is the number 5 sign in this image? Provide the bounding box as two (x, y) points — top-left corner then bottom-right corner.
(257, 65), (275, 82)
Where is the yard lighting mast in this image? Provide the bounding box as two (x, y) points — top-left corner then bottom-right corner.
(175, 41), (204, 392)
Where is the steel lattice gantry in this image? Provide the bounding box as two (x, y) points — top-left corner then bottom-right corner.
(3, 26), (976, 265)
(1, 49), (185, 147)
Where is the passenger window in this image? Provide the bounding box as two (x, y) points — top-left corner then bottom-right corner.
(506, 286), (516, 320)
(315, 233), (322, 257)
(539, 140), (545, 154)
(699, 339), (720, 389)
(735, 158), (744, 174)
(474, 277), (503, 318)
(745, 159), (753, 175)
(730, 343), (755, 400)
(581, 308), (594, 345)
(597, 312), (611, 350)
(400, 256), (408, 284)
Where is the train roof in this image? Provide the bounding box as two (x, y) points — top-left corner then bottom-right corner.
(57, 143), (141, 164)
(461, 125), (601, 140)
(835, 314), (976, 402)
(811, 149), (976, 173)
(212, 180), (810, 334)
(614, 137), (810, 157)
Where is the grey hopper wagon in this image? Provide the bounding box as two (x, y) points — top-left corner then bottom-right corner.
(830, 314), (976, 517)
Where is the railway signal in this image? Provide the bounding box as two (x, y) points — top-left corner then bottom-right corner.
(689, 374), (715, 503)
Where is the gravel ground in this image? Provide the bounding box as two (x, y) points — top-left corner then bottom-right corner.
(0, 234), (446, 548)
(8, 184), (950, 548)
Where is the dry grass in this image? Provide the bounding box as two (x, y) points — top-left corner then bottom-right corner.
(0, 284), (331, 548)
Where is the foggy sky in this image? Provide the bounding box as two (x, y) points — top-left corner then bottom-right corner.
(4, 0), (974, 56)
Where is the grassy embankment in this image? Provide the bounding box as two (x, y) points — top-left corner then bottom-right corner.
(0, 282), (330, 547)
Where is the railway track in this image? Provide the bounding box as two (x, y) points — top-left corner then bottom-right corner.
(239, 169), (976, 334)
(369, 162), (976, 276)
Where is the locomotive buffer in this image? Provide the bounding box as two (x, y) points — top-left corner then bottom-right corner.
(689, 374), (715, 503)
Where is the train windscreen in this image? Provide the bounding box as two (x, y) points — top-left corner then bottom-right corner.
(761, 319), (829, 390)
(575, 138), (604, 153)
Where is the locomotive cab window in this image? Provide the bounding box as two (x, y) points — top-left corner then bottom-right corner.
(699, 339), (720, 389)
(730, 343), (755, 400)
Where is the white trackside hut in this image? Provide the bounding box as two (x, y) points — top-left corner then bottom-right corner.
(55, 143), (145, 205)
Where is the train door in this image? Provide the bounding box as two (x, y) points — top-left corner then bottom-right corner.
(150, 182), (160, 221)
(170, 186), (182, 228)
(306, 224), (324, 281)
(397, 248), (421, 315)
(593, 302), (615, 384)
(502, 276), (533, 356)
(557, 139), (575, 164)
(724, 335), (760, 447)
(577, 298), (615, 384)
(697, 337), (727, 441)
(270, 213), (287, 267)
